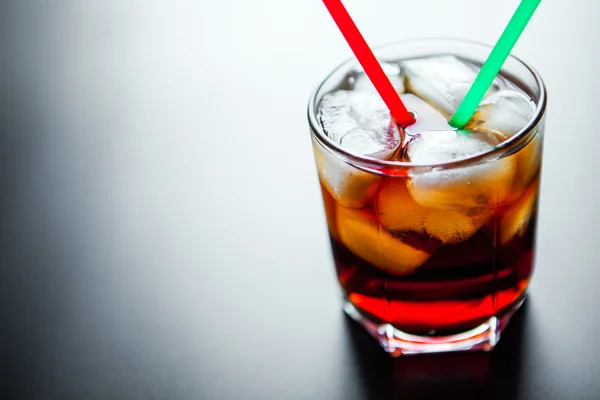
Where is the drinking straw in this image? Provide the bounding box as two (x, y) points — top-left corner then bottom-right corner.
(322, 0), (416, 128)
(449, 0), (542, 129)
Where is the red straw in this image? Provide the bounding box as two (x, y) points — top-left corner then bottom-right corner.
(322, 0), (415, 127)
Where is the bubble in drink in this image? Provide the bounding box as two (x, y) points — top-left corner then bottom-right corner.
(406, 130), (516, 210)
(348, 62), (405, 94)
(402, 56), (500, 116)
(315, 90), (401, 208)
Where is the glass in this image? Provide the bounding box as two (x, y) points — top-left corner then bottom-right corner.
(307, 39), (546, 356)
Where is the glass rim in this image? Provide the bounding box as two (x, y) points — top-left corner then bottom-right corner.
(307, 37), (547, 172)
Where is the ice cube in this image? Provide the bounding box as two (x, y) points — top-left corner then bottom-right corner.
(468, 90), (541, 197)
(406, 131), (516, 210)
(350, 62), (405, 94)
(401, 93), (452, 136)
(403, 56), (500, 116)
(513, 133), (542, 196)
(424, 208), (490, 244)
(499, 182), (538, 245)
(320, 183), (341, 242)
(377, 178), (427, 233)
(315, 90), (402, 208)
(313, 140), (379, 208)
(320, 90), (401, 157)
(469, 90), (536, 135)
(336, 205), (431, 275)
(377, 178), (489, 244)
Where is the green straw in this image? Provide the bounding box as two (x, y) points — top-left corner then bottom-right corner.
(449, 0), (542, 129)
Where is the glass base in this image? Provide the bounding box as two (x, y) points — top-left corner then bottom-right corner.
(343, 296), (526, 357)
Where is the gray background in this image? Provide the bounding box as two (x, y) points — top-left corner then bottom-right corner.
(1, 1), (599, 399)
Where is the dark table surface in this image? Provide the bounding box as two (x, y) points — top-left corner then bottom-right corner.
(2, 1), (600, 399)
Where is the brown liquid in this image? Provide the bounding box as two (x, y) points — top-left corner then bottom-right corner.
(321, 172), (539, 336)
